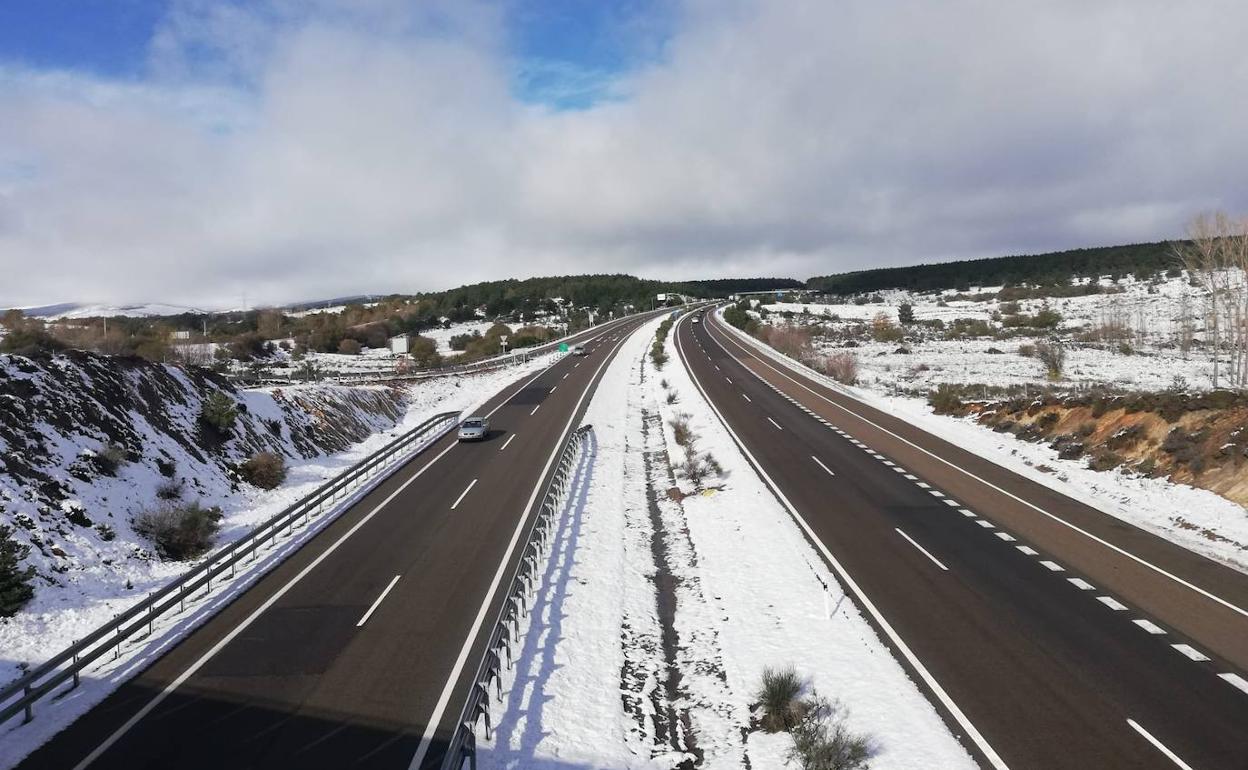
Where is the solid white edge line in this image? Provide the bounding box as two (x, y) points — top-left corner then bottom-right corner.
(673, 314), (1009, 770)
(407, 317), (643, 770)
(896, 528), (950, 572)
(499, 434), (516, 452)
(450, 478), (478, 510)
(1126, 719), (1194, 770)
(704, 312), (1248, 621)
(811, 456), (836, 476)
(356, 575), (402, 627)
(70, 314), (642, 770)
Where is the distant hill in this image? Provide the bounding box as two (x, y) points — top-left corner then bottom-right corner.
(806, 241), (1181, 295)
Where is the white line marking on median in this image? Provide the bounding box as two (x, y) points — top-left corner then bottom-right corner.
(356, 575), (401, 627)
(1171, 644), (1210, 662)
(812, 456), (836, 476)
(1098, 596), (1128, 610)
(1133, 619), (1166, 634)
(674, 316), (1008, 769)
(896, 528), (949, 571)
(499, 434), (516, 452)
(1127, 719), (1194, 770)
(767, 417), (783, 430)
(1220, 672), (1248, 695)
(451, 479), (478, 510)
(703, 315), (1248, 621)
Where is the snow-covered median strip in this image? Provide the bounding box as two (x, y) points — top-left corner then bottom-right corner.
(479, 318), (974, 769)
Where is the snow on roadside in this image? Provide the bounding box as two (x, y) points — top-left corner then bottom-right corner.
(480, 319), (975, 769)
(0, 352), (559, 769)
(717, 313), (1248, 575)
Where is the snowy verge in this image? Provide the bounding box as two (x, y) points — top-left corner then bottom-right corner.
(716, 311), (1248, 574)
(479, 317), (974, 768)
(0, 352), (560, 769)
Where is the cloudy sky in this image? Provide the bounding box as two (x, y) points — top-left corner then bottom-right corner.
(1, 0), (1246, 309)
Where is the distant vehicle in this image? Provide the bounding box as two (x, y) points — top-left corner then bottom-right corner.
(457, 417), (489, 442)
(571, 343), (587, 356)
(691, 317), (700, 324)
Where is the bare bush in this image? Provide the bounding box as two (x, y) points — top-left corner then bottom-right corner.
(816, 352), (858, 384)
(239, 452), (288, 490)
(871, 313), (903, 343)
(1035, 341), (1066, 380)
(94, 444), (128, 476)
(666, 390), (679, 405)
(787, 693), (875, 770)
(134, 502), (223, 560)
(678, 450), (724, 490)
(156, 478), (184, 500)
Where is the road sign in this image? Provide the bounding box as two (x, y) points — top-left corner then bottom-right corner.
(558, 343), (569, 352)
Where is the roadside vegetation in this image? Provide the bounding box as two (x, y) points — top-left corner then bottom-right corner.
(754, 666), (875, 770)
(133, 501), (224, 561)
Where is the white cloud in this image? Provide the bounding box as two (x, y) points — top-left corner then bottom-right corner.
(1, 0), (1246, 307)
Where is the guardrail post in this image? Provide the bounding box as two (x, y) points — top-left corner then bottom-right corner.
(23, 684), (32, 723)
(72, 642), (80, 688)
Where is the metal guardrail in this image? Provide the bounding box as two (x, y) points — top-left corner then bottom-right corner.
(440, 424), (594, 770)
(0, 410), (460, 730)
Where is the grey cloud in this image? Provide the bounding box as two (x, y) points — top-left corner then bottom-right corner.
(2, 0), (1247, 308)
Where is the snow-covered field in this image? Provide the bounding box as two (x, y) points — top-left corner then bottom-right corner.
(0, 352), (559, 767)
(718, 314), (1248, 575)
(763, 272), (1222, 394)
(479, 317), (974, 769)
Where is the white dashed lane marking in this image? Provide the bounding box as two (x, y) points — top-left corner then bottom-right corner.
(1040, 560), (1064, 572)
(1220, 673), (1248, 695)
(1099, 596), (1129, 611)
(1133, 619), (1166, 635)
(1017, 546), (1039, 556)
(976, 520), (995, 529)
(1171, 644), (1210, 662)
(811, 456), (836, 476)
(767, 417), (784, 430)
(1067, 578), (1094, 590)
(1127, 718), (1195, 770)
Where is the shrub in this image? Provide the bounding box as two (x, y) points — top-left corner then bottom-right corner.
(1117, 342), (1134, 356)
(0, 525), (35, 617)
(1035, 341), (1065, 379)
(757, 665), (806, 733)
(239, 452), (288, 489)
(133, 501), (223, 560)
(95, 444), (129, 476)
(156, 458), (177, 478)
(1017, 344), (1036, 358)
(819, 352), (859, 385)
(1087, 451), (1124, 472)
(650, 340), (669, 369)
(666, 391), (679, 405)
(678, 450), (724, 490)
(95, 523), (117, 541)
(870, 313), (903, 343)
(668, 412), (694, 447)
(337, 338), (363, 355)
(156, 478), (184, 500)
(200, 391), (239, 434)
(787, 694), (875, 770)
(723, 302), (752, 330)
(897, 303), (915, 324)
(449, 331), (481, 350)
(928, 384), (963, 415)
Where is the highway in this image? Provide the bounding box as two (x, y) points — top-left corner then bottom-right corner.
(16, 311), (660, 770)
(676, 309), (1248, 770)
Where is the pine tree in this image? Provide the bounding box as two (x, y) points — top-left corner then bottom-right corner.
(0, 524), (35, 617)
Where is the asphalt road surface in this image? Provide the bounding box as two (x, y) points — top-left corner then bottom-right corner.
(17, 311), (662, 770)
(677, 309), (1248, 770)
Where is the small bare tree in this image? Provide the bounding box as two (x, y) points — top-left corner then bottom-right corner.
(1175, 212), (1248, 389)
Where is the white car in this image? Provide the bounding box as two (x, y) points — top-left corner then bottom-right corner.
(571, 343), (587, 356)
(457, 417), (489, 442)
(692, 317), (700, 324)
